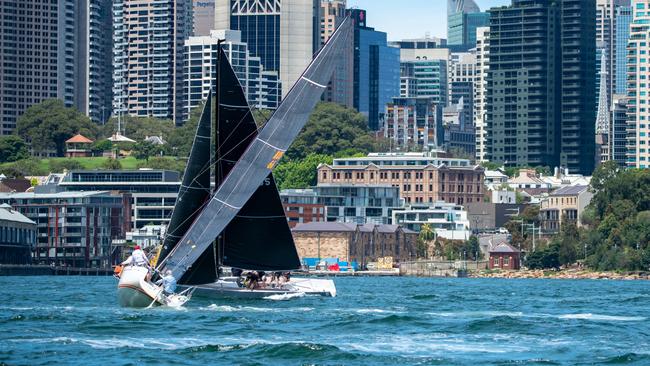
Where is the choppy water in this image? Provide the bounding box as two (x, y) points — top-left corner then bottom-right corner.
(1, 276), (649, 365)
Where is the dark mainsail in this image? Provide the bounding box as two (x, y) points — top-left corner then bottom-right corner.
(159, 18), (353, 280)
(157, 93), (212, 265)
(178, 47), (299, 284)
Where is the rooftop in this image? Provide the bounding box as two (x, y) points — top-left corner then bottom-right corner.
(0, 191), (113, 200)
(0, 204), (36, 225)
(65, 134), (94, 144)
(489, 242), (520, 253)
(292, 222), (416, 234)
(550, 185), (590, 196)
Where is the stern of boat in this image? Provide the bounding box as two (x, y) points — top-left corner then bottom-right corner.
(117, 266), (163, 307)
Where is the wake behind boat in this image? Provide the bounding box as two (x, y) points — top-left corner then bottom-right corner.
(115, 18), (352, 307)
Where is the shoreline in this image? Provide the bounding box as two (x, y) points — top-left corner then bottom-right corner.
(469, 268), (650, 280)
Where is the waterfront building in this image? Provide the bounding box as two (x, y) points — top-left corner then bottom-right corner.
(112, 0), (192, 124)
(611, 94), (629, 166)
(0, 204), (36, 265)
(313, 184), (402, 225)
(488, 242), (521, 270)
(0, 191), (125, 268)
(318, 152), (485, 206)
(474, 27), (490, 162)
(349, 9), (400, 131)
(383, 97), (442, 150)
(615, 6), (633, 94)
(486, 0), (596, 175)
(626, 0), (650, 169)
(0, 0), (113, 133)
(391, 202), (471, 241)
(447, 0), (489, 51)
(37, 170), (180, 230)
(279, 189), (326, 227)
(193, 0), (216, 36)
(291, 222), (418, 268)
(506, 169), (552, 196)
(483, 169), (508, 189)
(215, 0), (320, 99)
(539, 185), (593, 234)
(183, 29), (281, 119)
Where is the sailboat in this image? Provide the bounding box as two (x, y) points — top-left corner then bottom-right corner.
(116, 18), (353, 307)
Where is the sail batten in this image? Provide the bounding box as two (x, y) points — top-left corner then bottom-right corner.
(159, 18), (353, 279)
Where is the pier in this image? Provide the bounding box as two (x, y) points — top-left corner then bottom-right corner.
(0, 265), (114, 276)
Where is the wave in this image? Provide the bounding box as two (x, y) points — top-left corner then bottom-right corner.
(558, 313), (646, 322)
(200, 304), (314, 313)
(263, 292), (305, 301)
(355, 308), (404, 315)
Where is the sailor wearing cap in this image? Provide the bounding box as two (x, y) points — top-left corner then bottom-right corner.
(121, 245), (150, 267)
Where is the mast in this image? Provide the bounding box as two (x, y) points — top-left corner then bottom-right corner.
(215, 40), (224, 273)
(158, 18), (354, 280)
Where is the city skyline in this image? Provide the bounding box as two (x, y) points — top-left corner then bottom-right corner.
(346, 0), (510, 41)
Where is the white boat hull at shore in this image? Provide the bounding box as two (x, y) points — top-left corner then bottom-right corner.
(182, 276), (336, 300)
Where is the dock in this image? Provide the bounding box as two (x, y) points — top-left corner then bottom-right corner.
(302, 269), (400, 277)
(0, 264), (114, 276)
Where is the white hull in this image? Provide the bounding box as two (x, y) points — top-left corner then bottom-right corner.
(183, 276), (337, 300)
(117, 266), (164, 307)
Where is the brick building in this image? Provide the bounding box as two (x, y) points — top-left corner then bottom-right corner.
(488, 242), (521, 270)
(318, 153), (485, 206)
(291, 222), (418, 268)
(280, 189), (326, 228)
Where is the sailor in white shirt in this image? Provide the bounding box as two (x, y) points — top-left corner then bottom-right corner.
(121, 245), (150, 267)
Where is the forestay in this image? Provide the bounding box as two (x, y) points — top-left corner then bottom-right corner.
(159, 18), (353, 279)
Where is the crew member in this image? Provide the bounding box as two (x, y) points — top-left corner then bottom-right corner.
(156, 270), (177, 295)
(121, 245), (149, 267)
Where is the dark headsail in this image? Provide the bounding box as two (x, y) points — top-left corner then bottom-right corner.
(157, 93), (212, 265)
(158, 18), (353, 280)
(179, 47), (299, 284)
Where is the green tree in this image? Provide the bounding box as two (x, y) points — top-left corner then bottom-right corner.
(273, 153), (333, 190)
(0, 158), (47, 177)
(287, 103), (377, 160)
(0, 136), (29, 163)
(16, 99), (98, 157)
(416, 224), (436, 258)
(132, 141), (160, 161)
(91, 140), (113, 155)
(101, 158), (122, 170)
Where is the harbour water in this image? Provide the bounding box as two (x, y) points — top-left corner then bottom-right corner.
(1, 276), (649, 365)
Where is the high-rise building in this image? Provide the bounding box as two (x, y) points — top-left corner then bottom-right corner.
(626, 0), (650, 169)
(183, 29), (281, 119)
(487, 1), (560, 170)
(474, 27), (490, 162)
(611, 94), (628, 166)
(487, 0), (596, 175)
(560, 0), (597, 175)
(615, 5), (633, 94)
(193, 0), (216, 36)
(397, 40), (450, 107)
(215, 0), (320, 98)
(447, 0), (489, 51)
(0, 0), (113, 134)
(349, 9), (400, 131)
(596, 0), (630, 109)
(112, 0), (193, 124)
(448, 52), (476, 127)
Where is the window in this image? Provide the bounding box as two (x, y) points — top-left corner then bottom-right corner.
(504, 257), (510, 266)
(493, 257), (499, 267)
